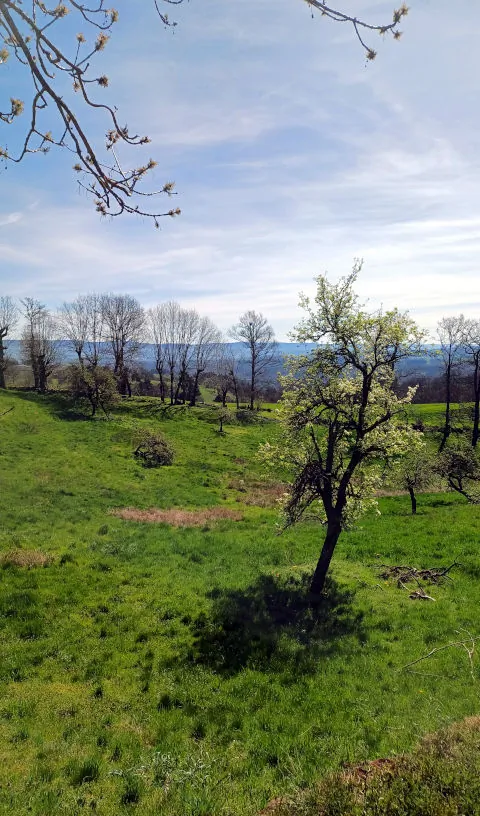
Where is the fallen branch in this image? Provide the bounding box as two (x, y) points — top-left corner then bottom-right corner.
(380, 561), (459, 587)
(399, 630), (479, 678)
(409, 588), (436, 601)
(0, 406), (13, 418)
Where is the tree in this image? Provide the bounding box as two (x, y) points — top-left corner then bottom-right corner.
(230, 311), (278, 410)
(189, 316), (221, 407)
(263, 264), (425, 597)
(68, 363), (118, 417)
(211, 342), (237, 406)
(148, 303), (168, 402)
(437, 315), (466, 452)
(392, 445), (435, 514)
(21, 298), (58, 391)
(462, 319), (480, 448)
(0, 2), (409, 221)
(101, 293), (145, 396)
(0, 295), (19, 389)
(59, 295), (91, 366)
(435, 444), (480, 504)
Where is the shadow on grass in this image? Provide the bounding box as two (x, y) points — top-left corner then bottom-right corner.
(9, 389), (88, 421)
(189, 573), (365, 676)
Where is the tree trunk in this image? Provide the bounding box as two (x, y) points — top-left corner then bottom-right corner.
(408, 486), (417, 514)
(249, 359), (255, 410)
(439, 363), (452, 452)
(472, 362), (480, 448)
(37, 355), (47, 393)
(230, 371), (239, 409)
(0, 340), (6, 389)
(190, 372), (200, 407)
(310, 520), (342, 596)
(157, 365), (165, 402)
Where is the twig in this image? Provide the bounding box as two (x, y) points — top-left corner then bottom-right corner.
(399, 632), (479, 675)
(0, 406), (13, 418)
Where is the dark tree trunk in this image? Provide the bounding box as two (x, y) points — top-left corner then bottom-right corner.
(310, 519), (342, 596)
(230, 371), (239, 409)
(0, 339), (6, 389)
(408, 486), (417, 514)
(249, 359), (255, 410)
(156, 365), (166, 402)
(190, 371), (200, 407)
(439, 363), (452, 452)
(472, 362), (480, 448)
(37, 356), (47, 393)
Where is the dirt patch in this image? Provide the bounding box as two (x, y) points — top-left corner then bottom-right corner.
(228, 478), (287, 508)
(341, 756), (399, 785)
(0, 549), (52, 568)
(111, 507), (244, 527)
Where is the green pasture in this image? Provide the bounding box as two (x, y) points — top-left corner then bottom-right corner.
(0, 391), (479, 815)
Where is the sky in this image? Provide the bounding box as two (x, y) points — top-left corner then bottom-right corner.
(1, 0), (480, 340)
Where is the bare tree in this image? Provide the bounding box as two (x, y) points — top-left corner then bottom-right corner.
(212, 342), (237, 407)
(463, 318), (480, 448)
(173, 307), (198, 404)
(0, 2), (408, 220)
(60, 292), (105, 368)
(148, 303), (168, 402)
(162, 301), (182, 405)
(58, 295), (91, 365)
(230, 311), (278, 410)
(189, 316), (221, 407)
(0, 296), (19, 389)
(437, 315), (466, 452)
(101, 294), (145, 395)
(21, 298), (58, 392)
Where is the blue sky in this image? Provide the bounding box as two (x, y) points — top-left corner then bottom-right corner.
(1, 0), (480, 339)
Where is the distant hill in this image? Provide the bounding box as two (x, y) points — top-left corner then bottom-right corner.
(5, 340), (443, 378)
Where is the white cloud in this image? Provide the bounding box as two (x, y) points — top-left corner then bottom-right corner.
(1, 1), (480, 340)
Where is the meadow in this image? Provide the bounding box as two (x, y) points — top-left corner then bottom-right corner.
(0, 390), (479, 815)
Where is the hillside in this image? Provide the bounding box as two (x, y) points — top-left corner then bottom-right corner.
(0, 391), (479, 815)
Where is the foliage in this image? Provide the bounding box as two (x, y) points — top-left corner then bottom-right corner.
(0, 2), (408, 220)
(68, 363), (119, 417)
(435, 444), (480, 503)
(133, 429), (175, 467)
(263, 263), (426, 593)
(390, 441), (436, 513)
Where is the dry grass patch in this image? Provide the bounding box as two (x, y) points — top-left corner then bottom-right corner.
(260, 716), (480, 816)
(111, 507), (244, 526)
(228, 478), (287, 507)
(0, 549), (52, 568)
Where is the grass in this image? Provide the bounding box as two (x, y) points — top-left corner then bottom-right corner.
(0, 390), (479, 815)
(265, 716), (480, 815)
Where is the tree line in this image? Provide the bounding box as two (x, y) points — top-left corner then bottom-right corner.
(0, 294), (278, 412)
(397, 315), (480, 450)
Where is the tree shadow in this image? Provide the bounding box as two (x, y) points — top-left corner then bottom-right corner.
(188, 573), (365, 676)
(11, 390), (93, 421)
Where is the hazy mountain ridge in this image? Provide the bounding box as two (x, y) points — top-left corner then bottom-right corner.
(5, 340), (443, 377)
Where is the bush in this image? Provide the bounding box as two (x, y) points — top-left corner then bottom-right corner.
(68, 364), (118, 417)
(133, 431), (174, 468)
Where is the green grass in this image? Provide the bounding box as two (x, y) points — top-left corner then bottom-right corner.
(0, 391), (479, 815)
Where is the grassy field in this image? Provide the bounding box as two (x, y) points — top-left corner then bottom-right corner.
(0, 390), (479, 815)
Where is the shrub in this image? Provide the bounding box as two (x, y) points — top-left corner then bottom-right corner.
(133, 431), (174, 468)
(68, 364), (119, 417)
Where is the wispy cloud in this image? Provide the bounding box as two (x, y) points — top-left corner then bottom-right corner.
(1, 1), (480, 340)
